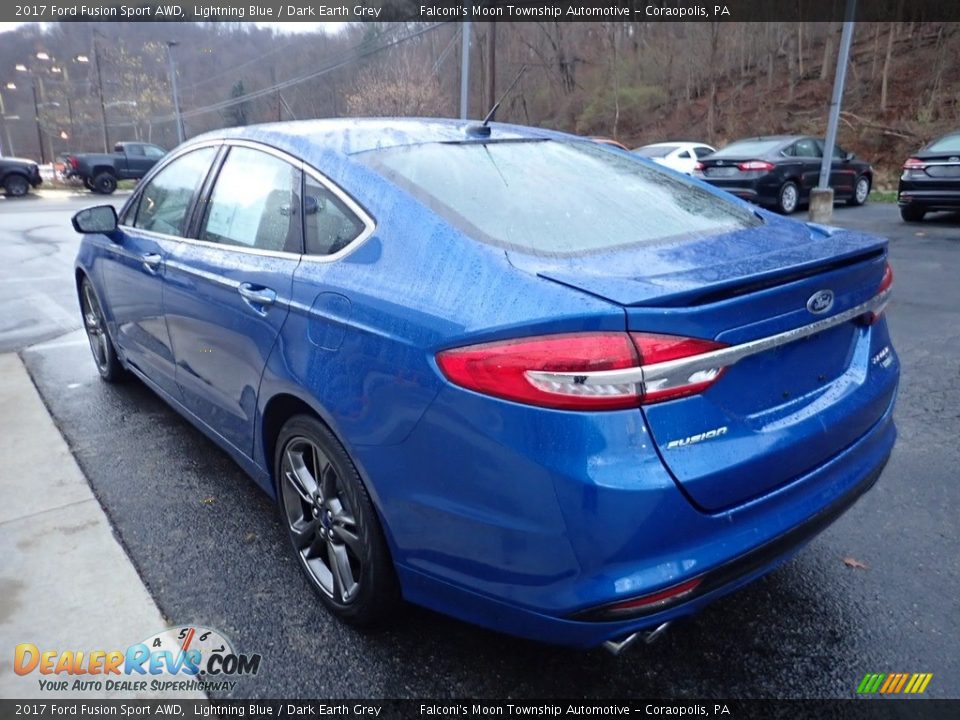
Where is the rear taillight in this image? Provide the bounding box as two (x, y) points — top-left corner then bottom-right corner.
(69, 156), (78, 170)
(902, 157), (925, 170)
(737, 160), (775, 172)
(436, 332), (727, 411)
(694, 161), (704, 172)
(859, 263), (893, 325)
(576, 577), (703, 620)
(860, 262), (893, 325)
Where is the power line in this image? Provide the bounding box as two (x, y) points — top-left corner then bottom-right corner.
(147, 22), (451, 125)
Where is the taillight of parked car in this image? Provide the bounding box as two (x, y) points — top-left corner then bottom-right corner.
(737, 160), (776, 172)
(69, 156), (79, 170)
(436, 332), (727, 410)
(693, 161), (705, 176)
(901, 157), (927, 179)
(859, 262), (893, 326)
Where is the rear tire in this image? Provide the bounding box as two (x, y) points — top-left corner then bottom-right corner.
(900, 205), (926, 222)
(849, 175), (870, 206)
(776, 181), (799, 214)
(3, 174), (30, 197)
(275, 414), (400, 627)
(92, 171), (117, 195)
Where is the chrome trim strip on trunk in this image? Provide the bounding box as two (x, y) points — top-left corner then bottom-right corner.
(525, 288), (891, 390)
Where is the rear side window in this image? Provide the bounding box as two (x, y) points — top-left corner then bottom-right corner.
(133, 147), (217, 237)
(126, 145), (145, 157)
(201, 147), (303, 254)
(694, 146), (714, 158)
(359, 140), (759, 256)
(792, 139), (821, 158)
(303, 176), (365, 256)
(712, 139), (783, 158)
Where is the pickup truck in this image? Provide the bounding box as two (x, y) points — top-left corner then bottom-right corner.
(65, 142), (167, 194)
(0, 156), (43, 197)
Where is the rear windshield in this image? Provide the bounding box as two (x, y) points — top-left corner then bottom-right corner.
(926, 134), (960, 153)
(712, 139), (784, 158)
(358, 140), (759, 256)
(635, 145), (677, 158)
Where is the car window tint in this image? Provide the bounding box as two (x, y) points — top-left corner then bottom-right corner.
(678, 150), (692, 159)
(360, 140), (760, 256)
(694, 146), (714, 158)
(712, 139), (783, 158)
(303, 176), (366, 256)
(144, 146), (166, 159)
(926, 134), (960, 153)
(793, 139), (821, 158)
(201, 147), (303, 254)
(133, 147), (217, 237)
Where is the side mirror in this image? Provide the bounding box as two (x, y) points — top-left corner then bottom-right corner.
(72, 205), (118, 236)
(845, 152), (855, 162)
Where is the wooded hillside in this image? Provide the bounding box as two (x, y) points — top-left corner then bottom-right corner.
(0, 21), (956, 184)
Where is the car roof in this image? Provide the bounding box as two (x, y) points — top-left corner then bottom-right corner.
(189, 118), (573, 158)
(640, 141), (712, 148)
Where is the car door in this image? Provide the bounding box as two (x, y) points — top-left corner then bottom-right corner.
(820, 141), (856, 198)
(101, 145), (219, 398)
(163, 144), (303, 456)
(119, 144), (145, 179)
(790, 138), (823, 197)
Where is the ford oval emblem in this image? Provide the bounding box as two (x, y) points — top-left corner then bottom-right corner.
(807, 290), (834, 315)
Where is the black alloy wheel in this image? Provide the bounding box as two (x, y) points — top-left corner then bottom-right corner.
(276, 415), (399, 626)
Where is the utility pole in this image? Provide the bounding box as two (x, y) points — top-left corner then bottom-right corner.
(92, 34), (109, 152)
(0, 91), (15, 156)
(810, 0), (856, 223)
(484, 21), (496, 112)
(459, 19), (471, 119)
(31, 82), (46, 164)
(166, 41), (185, 144)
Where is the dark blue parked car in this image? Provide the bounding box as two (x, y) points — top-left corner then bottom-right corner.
(72, 119), (899, 651)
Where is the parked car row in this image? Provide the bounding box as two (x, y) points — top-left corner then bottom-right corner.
(633, 129), (960, 221)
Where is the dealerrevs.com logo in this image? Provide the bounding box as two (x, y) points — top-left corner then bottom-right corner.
(13, 625), (261, 693)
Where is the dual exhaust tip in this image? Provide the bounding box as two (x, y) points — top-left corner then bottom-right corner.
(601, 621), (671, 656)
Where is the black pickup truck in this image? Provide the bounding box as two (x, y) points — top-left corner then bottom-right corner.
(65, 142), (167, 194)
(0, 156), (43, 197)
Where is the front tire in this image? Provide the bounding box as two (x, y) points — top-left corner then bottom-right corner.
(900, 205), (926, 222)
(92, 171), (117, 195)
(79, 277), (125, 382)
(849, 175), (870, 206)
(776, 180), (799, 214)
(83, 177), (95, 190)
(3, 174), (30, 197)
(275, 414), (399, 627)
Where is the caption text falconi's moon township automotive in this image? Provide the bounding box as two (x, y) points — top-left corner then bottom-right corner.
(420, 4), (731, 19)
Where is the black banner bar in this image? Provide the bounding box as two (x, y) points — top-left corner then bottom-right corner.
(2, 700), (960, 720)
(4, 0), (960, 24)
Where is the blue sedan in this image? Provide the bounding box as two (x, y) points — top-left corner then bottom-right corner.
(72, 119), (899, 651)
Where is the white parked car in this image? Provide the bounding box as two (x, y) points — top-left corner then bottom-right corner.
(634, 142), (716, 175)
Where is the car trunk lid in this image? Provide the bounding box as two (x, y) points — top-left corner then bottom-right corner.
(508, 217), (896, 511)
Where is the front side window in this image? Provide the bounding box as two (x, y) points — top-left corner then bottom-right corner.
(133, 146), (217, 237)
(360, 140), (760, 256)
(201, 147), (303, 253)
(303, 176), (365, 256)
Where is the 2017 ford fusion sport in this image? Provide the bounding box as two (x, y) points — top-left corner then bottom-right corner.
(73, 119), (899, 650)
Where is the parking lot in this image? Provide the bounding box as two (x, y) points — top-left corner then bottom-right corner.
(2, 192), (958, 698)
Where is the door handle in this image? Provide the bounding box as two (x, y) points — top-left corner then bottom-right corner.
(237, 282), (277, 309)
(141, 253), (162, 274)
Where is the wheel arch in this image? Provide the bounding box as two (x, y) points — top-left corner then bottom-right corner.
(260, 390), (400, 554)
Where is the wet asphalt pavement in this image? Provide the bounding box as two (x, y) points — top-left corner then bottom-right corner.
(5, 193), (959, 699)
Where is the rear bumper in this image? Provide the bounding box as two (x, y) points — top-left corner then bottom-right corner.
(898, 179), (960, 210)
(359, 375), (898, 647)
(701, 176), (779, 205)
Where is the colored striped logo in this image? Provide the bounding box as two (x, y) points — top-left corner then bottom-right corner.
(857, 673), (933, 695)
